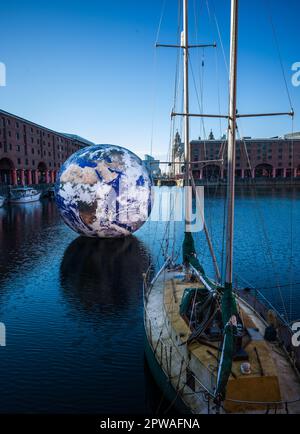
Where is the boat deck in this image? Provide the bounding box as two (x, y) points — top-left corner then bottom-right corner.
(145, 269), (300, 413)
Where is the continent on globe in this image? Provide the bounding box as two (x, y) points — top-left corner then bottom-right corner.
(55, 144), (153, 238)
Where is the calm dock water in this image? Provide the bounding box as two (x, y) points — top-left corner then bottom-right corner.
(0, 186), (299, 413)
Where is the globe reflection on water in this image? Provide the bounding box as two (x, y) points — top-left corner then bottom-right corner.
(60, 235), (151, 318)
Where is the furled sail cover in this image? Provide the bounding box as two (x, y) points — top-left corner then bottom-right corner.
(182, 231), (205, 274)
(215, 282), (238, 401)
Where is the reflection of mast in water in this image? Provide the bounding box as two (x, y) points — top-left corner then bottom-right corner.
(60, 236), (151, 317)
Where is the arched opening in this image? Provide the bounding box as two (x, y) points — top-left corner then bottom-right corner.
(37, 162), (47, 183)
(255, 163), (273, 178)
(0, 158), (14, 184)
(202, 164), (221, 180)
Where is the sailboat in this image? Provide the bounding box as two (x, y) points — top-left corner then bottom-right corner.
(144, 0), (300, 413)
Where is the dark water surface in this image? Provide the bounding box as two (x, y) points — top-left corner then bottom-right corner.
(0, 186), (299, 413)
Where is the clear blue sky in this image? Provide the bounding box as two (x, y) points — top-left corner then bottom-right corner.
(0, 0), (299, 160)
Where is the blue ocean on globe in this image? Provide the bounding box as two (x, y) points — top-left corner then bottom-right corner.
(55, 144), (153, 238)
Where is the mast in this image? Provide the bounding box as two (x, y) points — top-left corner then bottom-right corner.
(183, 0), (191, 229)
(214, 3), (240, 403)
(225, 0), (238, 288)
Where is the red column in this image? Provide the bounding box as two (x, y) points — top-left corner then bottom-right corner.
(46, 170), (50, 184)
(34, 169), (39, 185)
(11, 169), (17, 186)
(20, 169), (25, 186)
(51, 170), (55, 183)
(272, 168), (276, 178)
(241, 169), (245, 179)
(27, 170), (32, 185)
(283, 168), (287, 178)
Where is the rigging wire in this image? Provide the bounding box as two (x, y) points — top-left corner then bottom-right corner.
(288, 116), (295, 320)
(168, 0), (182, 168)
(204, 0), (230, 281)
(225, 0), (296, 320)
(257, 281), (300, 291)
(150, 0), (168, 158)
(192, 0), (207, 140)
(206, 0), (229, 75)
(236, 126), (290, 321)
(264, 0), (294, 112)
(148, 0), (169, 270)
(155, 0), (167, 45)
(205, 0), (227, 138)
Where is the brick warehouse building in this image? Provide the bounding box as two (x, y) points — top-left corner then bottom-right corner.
(0, 109), (94, 186)
(189, 133), (300, 180)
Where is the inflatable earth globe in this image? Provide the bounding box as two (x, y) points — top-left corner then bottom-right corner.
(55, 144), (153, 237)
